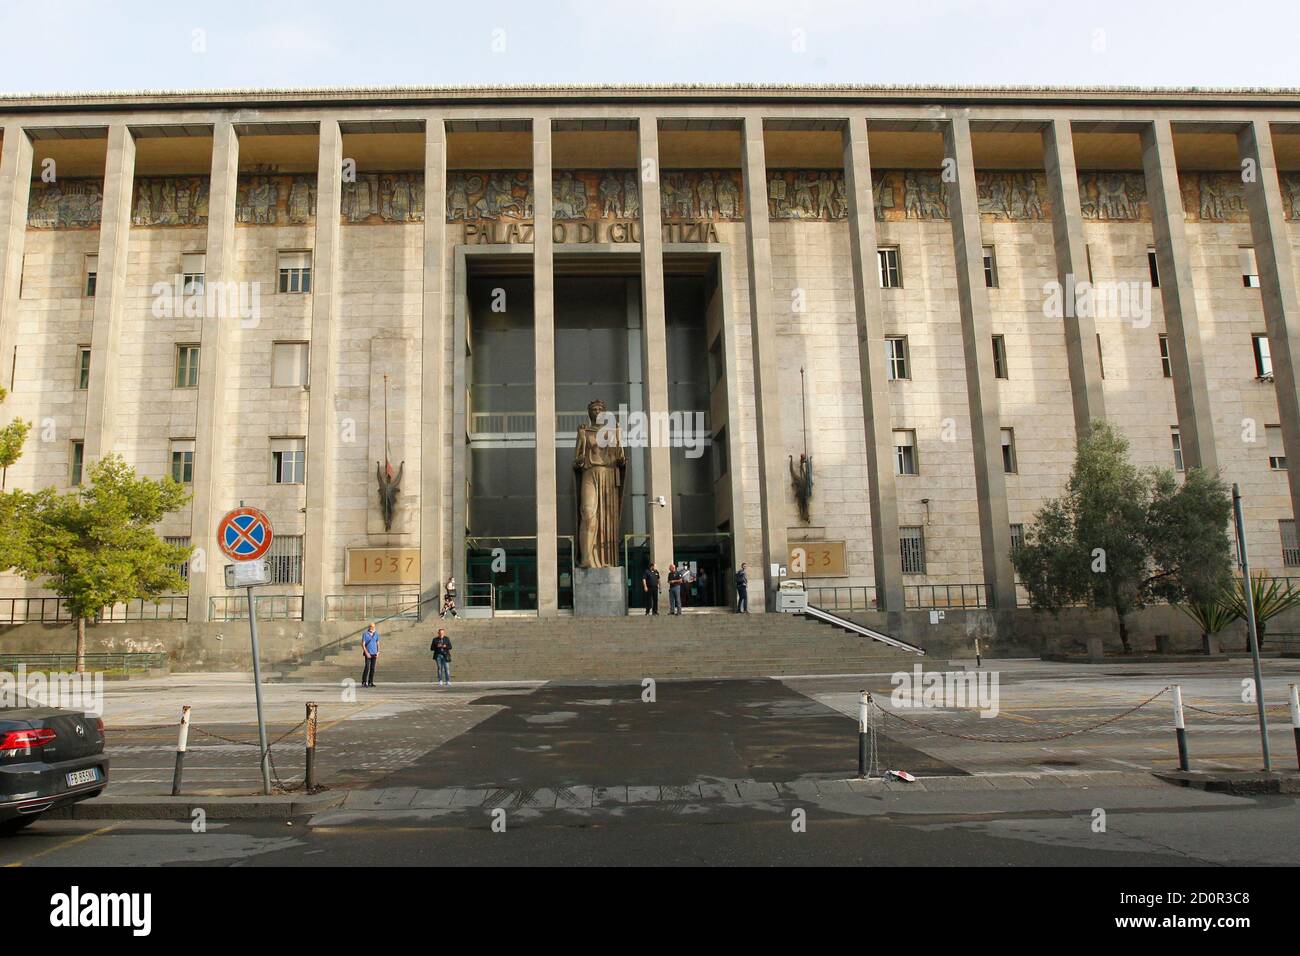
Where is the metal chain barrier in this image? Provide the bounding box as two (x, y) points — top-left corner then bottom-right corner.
(1182, 702), (1291, 718)
(869, 685), (1172, 743)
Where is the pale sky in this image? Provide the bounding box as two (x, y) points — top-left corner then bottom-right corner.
(1, 0), (1297, 94)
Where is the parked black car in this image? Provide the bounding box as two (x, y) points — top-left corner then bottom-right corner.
(0, 697), (108, 834)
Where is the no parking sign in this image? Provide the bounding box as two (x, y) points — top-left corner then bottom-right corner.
(217, 507), (273, 561)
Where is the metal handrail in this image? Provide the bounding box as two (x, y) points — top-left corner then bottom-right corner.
(903, 583), (988, 609)
(0, 595), (188, 624)
(209, 594), (304, 622)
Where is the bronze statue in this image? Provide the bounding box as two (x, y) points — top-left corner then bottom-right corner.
(573, 399), (626, 568)
(789, 453), (813, 523)
(376, 460), (404, 532)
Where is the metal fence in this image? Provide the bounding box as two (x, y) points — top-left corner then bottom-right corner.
(0, 596), (188, 624)
(0, 652), (168, 672)
(803, 585), (879, 612)
(324, 591), (420, 621)
(904, 583), (988, 609)
(209, 594), (303, 622)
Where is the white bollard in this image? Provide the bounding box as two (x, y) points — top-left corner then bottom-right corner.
(1289, 683), (1299, 771)
(171, 705), (191, 796)
(857, 691), (870, 779)
(1171, 685), (1189, 771)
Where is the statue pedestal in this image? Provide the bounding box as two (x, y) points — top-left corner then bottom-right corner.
(573, 566), (626, 617)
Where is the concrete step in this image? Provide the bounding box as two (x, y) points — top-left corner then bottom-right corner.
(280, 612), (927, 681)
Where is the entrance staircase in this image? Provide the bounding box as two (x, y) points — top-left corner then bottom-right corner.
(280, 611), (930, 683)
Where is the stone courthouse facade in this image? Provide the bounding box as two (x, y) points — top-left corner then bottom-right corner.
(2, 85), (1300, 625)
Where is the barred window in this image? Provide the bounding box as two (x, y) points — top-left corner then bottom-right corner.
(1282, 520), (1300, 568)
(900, 525), (926, 575)
(165, 536), (191, 581)
(268, 535), (304, 585)
(1010, 523), (1025, 553)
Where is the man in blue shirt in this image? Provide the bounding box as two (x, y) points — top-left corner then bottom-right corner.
(361, 622), (379, 687)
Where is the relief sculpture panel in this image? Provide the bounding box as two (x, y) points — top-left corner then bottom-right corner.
(235, 174), (317, 225)
(1284, 173), (1300, 221)
(27, 179), (104, 229)
(132, 176), (209, 226)
(341, 172), (425, 223)
(446, 171), (533, 222)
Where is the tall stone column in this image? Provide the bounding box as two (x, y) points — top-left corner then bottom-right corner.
(943, 117), (1016, 610)
(83, 124), (136, 466)
(1239, 118), (1300, 523)
(0, 126), (33, 401)
(1042, 118), (1106, 438)
(420, 115), (448, 618)
(1141, 119), (1217, 474)
(302, 121), (343, 623)
(740, 113), (787, 611)
(841, 116), (904, 613)
(533, 117), (558, 617)
(187, 121), (239, 623)
(636, 114), (676, 576)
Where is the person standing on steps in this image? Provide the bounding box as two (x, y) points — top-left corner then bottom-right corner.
(643, 562), (661, 616)
(667, 563), (684, 616)
(431, 627), (453, 686)
(361, 622), (380, 687)
(735, 563), (749, 614)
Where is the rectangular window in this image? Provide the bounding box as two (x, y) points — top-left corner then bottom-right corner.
(877, 247), (901, 289)
(1171, 427), (1184, 473)
(992, 334), (1008, 379)
(1240, 247), (1260, 289)
(893, 429), (917, 476)
(271, 341), (310, 388)
(278, 251), (312, 294)
(268, 534), (304, 585)
(1253, 334), (1273, 379)
(165, 535), (191, 581)
(982, 245), (998, 288)
(70, 441), (84, 485)
(711, 427), (728, 483)
(77, 346), (91, 390)
(1001, 427), (1017, 474)
(271, 437), (306, 484)
(885, 336), (909, 381)
(175, 344), (200, 388)
(1282, 520), (1300, 567)
(181, 252), (206, 295)
(170, 439), (195, 484)
(85, 255), (98, 298)
(1010, 523), (1025, 553)
(1159, 334), (1172, 378)
(1096, 333), (1105, 380)
(900, 526), (926, 575)
(1267, 424), (1287, 470)
(1147, 247), (1160, 287)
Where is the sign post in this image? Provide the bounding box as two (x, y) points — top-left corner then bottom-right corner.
(218, 505), (275, 795)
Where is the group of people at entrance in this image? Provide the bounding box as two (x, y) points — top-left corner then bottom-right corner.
(359, 619), (453, 688)
(642, 562), (749, 615)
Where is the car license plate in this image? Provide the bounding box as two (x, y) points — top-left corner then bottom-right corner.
(66, 768), (99, 787)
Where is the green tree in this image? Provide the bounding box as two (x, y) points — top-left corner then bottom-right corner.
(6, 454), (191, 671)
(0, 384), (32, 570)
(1013, 421), (1233, 654)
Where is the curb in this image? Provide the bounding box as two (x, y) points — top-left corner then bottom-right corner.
(1153, 770), (1300, 795)
(45, 791), (346, 821)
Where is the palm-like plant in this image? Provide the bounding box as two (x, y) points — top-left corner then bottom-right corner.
(1223, 573), (1300, 650)
(1176, 593), (1239, 653)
